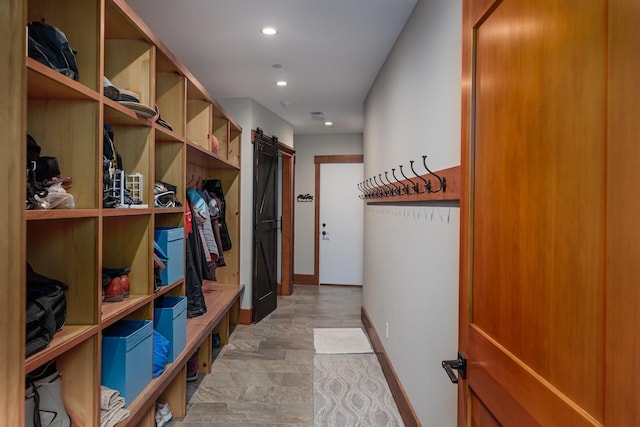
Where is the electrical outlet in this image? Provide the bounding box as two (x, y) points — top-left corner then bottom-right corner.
(385, 322), (389, 339)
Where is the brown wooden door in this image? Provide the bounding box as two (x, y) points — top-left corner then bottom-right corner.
(459, 0), (616, 424)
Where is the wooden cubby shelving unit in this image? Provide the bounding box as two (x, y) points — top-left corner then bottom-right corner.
(20, 0), (244, 425)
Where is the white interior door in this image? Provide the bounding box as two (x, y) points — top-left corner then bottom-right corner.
(319, 163), (364, 285)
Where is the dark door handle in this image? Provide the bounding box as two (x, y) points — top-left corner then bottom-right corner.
(442, 352), (466, 384)
(322, 231), (327, 236)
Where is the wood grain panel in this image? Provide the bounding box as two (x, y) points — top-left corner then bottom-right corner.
(461, 0), (608, 424)
(605, 0), (640, 425)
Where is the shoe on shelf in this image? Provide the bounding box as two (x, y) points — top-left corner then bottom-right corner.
(103, 276), (124, 302)
(155, 401), (173, 427)
(186, 351), (199, 382)
(212, 330), (221, 348)
(119, 275), (130, 298)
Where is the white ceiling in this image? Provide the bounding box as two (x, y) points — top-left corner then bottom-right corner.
(126, 0), (417, 135)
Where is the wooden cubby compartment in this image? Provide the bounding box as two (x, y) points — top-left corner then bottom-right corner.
(156, 51), (186, 138)
(27, 217), (100, 326)
(212, 170), (241, 284)
(229, 124), (241, 167)
(108, 125), (153, 208)
(28, 0), (101, 92)
(155, 141), (185, 209)
(27, 99), (100, 209)
(187, 94), (212, 150)
(105, 0), (155, 110)
(212, 111), (229, 157)
(101, 218), (154, 325)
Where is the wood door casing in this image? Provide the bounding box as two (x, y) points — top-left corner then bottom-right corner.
(460, 0), (608, 424)
(279, 149), (295, 296)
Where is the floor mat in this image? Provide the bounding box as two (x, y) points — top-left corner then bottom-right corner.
(314, 354), (404, 426)
(313, 328), (373, 354)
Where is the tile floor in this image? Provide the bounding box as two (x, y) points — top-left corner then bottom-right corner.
(169, 284), (365, 426)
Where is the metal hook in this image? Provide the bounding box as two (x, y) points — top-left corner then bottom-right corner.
(384, 171), (399, 196)
(366, 178), (376, 198)
(373, 175), (385, 197)
(399, 165), (419, 194)
(422, 155), (446, 193)
(357, 182), (365, 199)
(370, 178), (381, 198)
(361, 181), (371, 199)
(410, 160), (428, 194)
(378, 174), (391, 197)
(391, 168), (408, 195)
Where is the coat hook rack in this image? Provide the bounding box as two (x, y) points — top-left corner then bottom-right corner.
(422, 155), (446, 193)
(358, 157), (459, 203)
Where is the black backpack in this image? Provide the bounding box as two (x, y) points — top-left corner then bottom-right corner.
(26, 134), (62, 210)
(28, 21), (79, 81)
(26, 264), (68, 357)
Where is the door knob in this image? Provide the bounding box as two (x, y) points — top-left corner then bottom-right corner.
(322, 231), (327, 236)
(441, 352), (466, 384)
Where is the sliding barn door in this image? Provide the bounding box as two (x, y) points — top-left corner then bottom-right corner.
(459, 0), (611, 424)
(253, 130), (279, 322)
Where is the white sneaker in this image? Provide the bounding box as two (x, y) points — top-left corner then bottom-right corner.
(155, 402), (173, 426)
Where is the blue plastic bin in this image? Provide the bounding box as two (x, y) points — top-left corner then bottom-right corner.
(154, 227), (185, 285)
(102, 320), (153, 406)
(154, 296), (187, 362)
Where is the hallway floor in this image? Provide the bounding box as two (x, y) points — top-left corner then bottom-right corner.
(169, 284), (368, 426)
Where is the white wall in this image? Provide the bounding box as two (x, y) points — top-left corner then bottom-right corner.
(363, 0), (462, 425)
(218, 98), (294, 310)
(292, 134), (363, 275)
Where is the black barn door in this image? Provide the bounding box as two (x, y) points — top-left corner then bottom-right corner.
(252, 129), (278, 322)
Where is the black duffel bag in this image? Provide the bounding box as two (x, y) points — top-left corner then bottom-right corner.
(26, 264), (68, 357)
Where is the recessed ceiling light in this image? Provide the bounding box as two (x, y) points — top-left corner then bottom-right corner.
(324, 121), (333, 126)
(272, 64), (283, 69)
(261, 27), (278, 36)
(276, 80), (287, 87)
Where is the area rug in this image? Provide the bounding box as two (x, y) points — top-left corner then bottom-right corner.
(313, 328), (373, 354)
(314, 354), (404, 426)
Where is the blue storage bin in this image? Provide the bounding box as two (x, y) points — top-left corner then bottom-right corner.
(154, 227), (185, 285)
(102, 320), (153, 406)
(154, 296), (187, 362)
